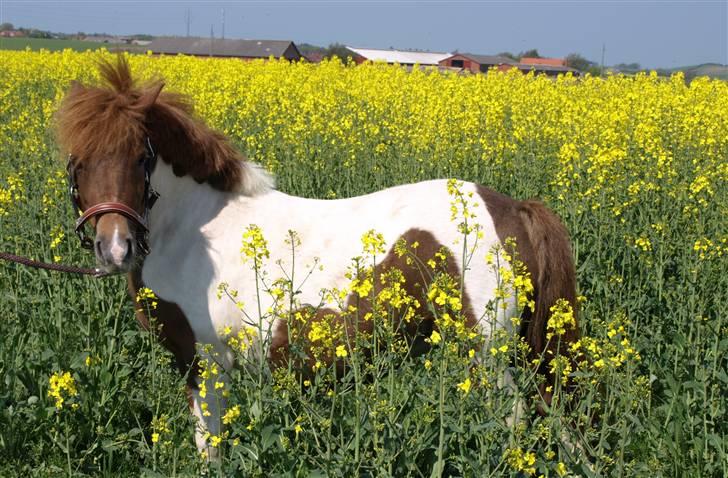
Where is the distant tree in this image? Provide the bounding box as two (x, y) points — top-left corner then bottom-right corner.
(566, 53), (597, 72)
(498, 51), (518, 61)
(518, 49), (541, 59)
(27, 29), (52, 39)
(297, 43), (327, 55)
(324, 43), (352, 61)
(613, 62), (642, 72)
(0, 22), (14, 31)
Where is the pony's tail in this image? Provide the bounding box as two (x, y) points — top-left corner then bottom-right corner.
(518, 200), (579, 406)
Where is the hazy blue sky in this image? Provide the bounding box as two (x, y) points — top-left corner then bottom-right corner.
(1, 1), (725, 68)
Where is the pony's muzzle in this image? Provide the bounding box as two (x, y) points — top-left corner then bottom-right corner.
(94, 215), (136, 272)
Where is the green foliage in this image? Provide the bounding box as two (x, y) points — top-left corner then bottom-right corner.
(324, 42), (355, 62)
(565, 53), (597, 73)
(518, 49), (541, 59)
(0, 37), (133, 52)
(1, 52), (726, 476)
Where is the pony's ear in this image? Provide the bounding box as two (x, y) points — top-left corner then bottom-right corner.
(137, 81), (165, 112)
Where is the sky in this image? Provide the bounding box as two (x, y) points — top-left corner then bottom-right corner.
(1, 1), (726, 69)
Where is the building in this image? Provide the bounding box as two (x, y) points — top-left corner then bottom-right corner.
(345, 46), (452, 66)
(147, 37), (303, 61)
(304, 51), (326, 63)
(520, 57), (567, 67)
(440, 52), (579, 76)
(515, 58), (579, 76)
(0, 30), (24, 38)
(439, 53), (517, 73)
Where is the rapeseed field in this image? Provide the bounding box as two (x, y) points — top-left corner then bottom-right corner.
(0, 50), (726, 477)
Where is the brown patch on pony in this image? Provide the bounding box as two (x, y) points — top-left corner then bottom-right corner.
(144, 89), (246, 191)
(269, 306), (345, 378)
(269, 229), (476, 375)
(476, 185), (578, 407)
(127, 269), (199, 389)
(55, 55), (259, 194)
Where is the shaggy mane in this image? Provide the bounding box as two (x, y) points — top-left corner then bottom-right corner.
(55, 55), (272, 195)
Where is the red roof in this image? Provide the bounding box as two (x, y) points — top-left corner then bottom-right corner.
(520, 57), (566, 67)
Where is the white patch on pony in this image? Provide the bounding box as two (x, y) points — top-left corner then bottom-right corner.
(108, 227), (129, 266)
(237, 161), (275, 196)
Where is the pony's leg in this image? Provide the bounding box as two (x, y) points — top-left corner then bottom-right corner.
(189, 376), (227, 458)
(502, 370), (525, 429)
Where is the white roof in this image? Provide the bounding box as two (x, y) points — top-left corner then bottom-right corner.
(347, 47), (451, 65)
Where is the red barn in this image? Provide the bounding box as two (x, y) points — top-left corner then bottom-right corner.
(520, 57), (567, 67)
(439, 53), (517, 73)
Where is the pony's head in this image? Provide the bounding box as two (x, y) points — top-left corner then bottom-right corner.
(55, 56), (272, 273)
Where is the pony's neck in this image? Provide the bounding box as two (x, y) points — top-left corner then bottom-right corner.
(146, 159), (275, 256)
(148, 160), (230, 239)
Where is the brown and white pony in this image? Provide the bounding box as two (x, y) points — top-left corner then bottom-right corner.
(55, 57), (578, 451)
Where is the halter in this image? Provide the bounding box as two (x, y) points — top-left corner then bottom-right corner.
(67, 137), (160, 256)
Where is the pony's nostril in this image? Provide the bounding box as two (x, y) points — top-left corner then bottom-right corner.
(124, 238), (134, 262)
(95, 238), (104, 259)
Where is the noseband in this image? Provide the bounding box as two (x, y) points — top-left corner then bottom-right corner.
(67, 137), (160, 256)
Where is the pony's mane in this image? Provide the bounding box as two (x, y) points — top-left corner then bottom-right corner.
(55, 56), (273, 195)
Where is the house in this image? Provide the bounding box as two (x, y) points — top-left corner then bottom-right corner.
(520, 57), (567, 67)
(440, 53), (579, 76)
(0, 30), (24, 38)
(147, 37), (303, 61)
(304, 51), (326, 63)
(84, 35), (122, 43)
(439, 53), (516, 73)
(345, 46), (452, 66)
(516, 57), (579, 76)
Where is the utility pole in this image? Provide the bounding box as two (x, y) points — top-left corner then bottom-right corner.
(601, 43), (606, 77)
(209, 24), (214, 57)
(221, 8), (225, 40)
(186, 9), (190, 37)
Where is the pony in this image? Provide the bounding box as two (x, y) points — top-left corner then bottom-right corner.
(55, 57), (578, 452)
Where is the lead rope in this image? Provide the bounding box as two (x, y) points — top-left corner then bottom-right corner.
(0, 251), (108, 278)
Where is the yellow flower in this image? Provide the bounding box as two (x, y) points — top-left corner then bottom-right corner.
(547, 299), (576, 339)
(47, 371), (78, 409)
(209, 434), (222, 447)
(504, 446), (537, 476)
(428, 330), (442, 345)
(350, 277), (373, 298)
(335, 344), (348, 358)
(222, 405), (241, 424)
(556, 462), (568, 476)
(136, 287), (158, 310)
(457, 377), (472, 394)
(361, 229), (386, 255)
(634, 236), (652, 252)
(151, 414), (171, 444)
(240, 224), (270, 266)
